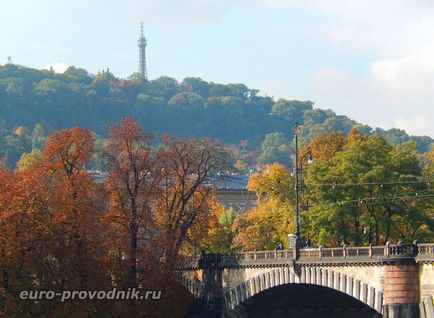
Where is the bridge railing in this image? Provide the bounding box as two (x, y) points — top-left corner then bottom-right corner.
(180, 254), (201, 267)
(234, 250), (296, 262)
(417, 243), (434, 260)
(180, 243), (434, 268)
(303, 245), (387, 260)
(229, 244), (417, 262)
(417, 243), (434, 254)
(320, 248), (343, 258)
(371, 246), (386, 256)
(225, 246), (388, 263)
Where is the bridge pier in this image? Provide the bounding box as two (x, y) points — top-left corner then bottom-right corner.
(382, 243), (420, 318)
(199, 252), (224, 317)
(383, 264), (420, 318)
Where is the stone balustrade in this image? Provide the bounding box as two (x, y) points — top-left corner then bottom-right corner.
(180, 243), (434, 269)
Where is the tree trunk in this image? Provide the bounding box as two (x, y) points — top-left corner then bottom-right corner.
(129, 202), (138, 289)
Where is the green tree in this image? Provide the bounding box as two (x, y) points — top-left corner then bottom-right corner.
(270, 99), (313, 124)
(202, 209), (237, 253)
(181, 77), (210, 97)
(31, 122), (45, 150)
(305, 136), (434, 246)
(257, 132), (291, 165)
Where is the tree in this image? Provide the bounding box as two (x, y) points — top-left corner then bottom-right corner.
(40, 126), (108, 283)
(233, 163), (294, 250)
(0, 127), (111, 317)
(103, 120), (228, 317)
(422, 144), (434, 236)
(16, 148), (42, 171)
(424, 143), (434, 177)
(155, 136), (228, 269)
(2, 121), (222, 317)
(270, 99), (313, 124)
(199, 205), (241, 253)
(305, 136), (434, 246)
(63, 66), (92, 84)
(300, 109), (358, 142)
(301, 131), (346, 164)
(181, 77), (210, 97)
(257, 132), (291, 165)
(31, 122), (45, 150)
(43, 127), (94, 175)
(103, 117), (162, 294)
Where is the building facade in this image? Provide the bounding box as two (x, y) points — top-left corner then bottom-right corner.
(207, 175), (257, 212)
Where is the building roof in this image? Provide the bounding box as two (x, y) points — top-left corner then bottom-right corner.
(206, 174), (249, 190)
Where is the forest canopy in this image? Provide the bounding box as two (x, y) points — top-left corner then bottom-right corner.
(0, 63), (432, 169)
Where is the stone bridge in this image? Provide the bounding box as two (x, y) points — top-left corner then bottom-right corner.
(179, 243), (434, 318)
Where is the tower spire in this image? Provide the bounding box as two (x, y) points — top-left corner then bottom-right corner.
(137, 22), (148, 80)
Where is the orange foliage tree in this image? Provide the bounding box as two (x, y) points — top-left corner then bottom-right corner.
(103, 118), (163, 294)
(0, 121), (228, 318)
(155, 137), (228, 271)
(102, 120), (228, 317)
(0, 127), (111, 317)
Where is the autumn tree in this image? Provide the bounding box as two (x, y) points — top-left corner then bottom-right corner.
(15, 148), (42, 171)
(155, 137), (228, 271)
(103, 117), (163, 295)
(40, 127), (110, 315)
(0, 168), (49, 316)
(424, 144), (434, 177)
(423, 144), (434, 232)
(0, 127), (111, 317)
(103, 120), (228, 317)
(233, 163), (294, 250)
(301, 131), (346, 163)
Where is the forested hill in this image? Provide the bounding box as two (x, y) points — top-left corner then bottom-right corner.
(0, 63), (432, 168)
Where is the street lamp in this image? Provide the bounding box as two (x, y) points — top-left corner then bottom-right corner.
(299, 151), (313, 211)
(291, 123), (313, 258)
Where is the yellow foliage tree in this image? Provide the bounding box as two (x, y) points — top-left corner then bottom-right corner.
(233, 163), (294, 250)
(425, 143), (434, 177)
(15, 149), (43, 171)
(14, 125), (26, 136)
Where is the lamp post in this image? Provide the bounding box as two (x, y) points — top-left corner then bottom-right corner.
(293, 124), (301, 243)
(292, 123), (312, 258)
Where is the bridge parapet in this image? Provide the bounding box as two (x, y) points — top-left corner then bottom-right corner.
(416, 243), (434, 262)
(181, 243), (434, 269)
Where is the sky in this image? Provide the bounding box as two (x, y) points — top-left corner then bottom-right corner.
(0, 0), (433, 137)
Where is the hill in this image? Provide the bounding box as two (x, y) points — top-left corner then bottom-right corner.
(0, 63), (432, 168)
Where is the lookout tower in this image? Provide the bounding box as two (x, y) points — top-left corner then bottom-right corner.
(137, 22), (148, 80)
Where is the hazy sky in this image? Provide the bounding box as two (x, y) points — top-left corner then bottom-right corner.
(1, 0), (433, 137)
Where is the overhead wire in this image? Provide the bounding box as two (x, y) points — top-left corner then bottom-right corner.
(306, 180), (432, 188)
(338, 193), (434, 204)
(301, 186), (434, 210)
(333, 189), (434, 204)
(336, 193), (434, 208)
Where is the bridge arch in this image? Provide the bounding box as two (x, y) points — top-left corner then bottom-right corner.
(224, 266), (383, 315)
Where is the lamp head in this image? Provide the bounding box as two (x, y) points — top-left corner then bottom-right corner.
(307, 152), (313, 164)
